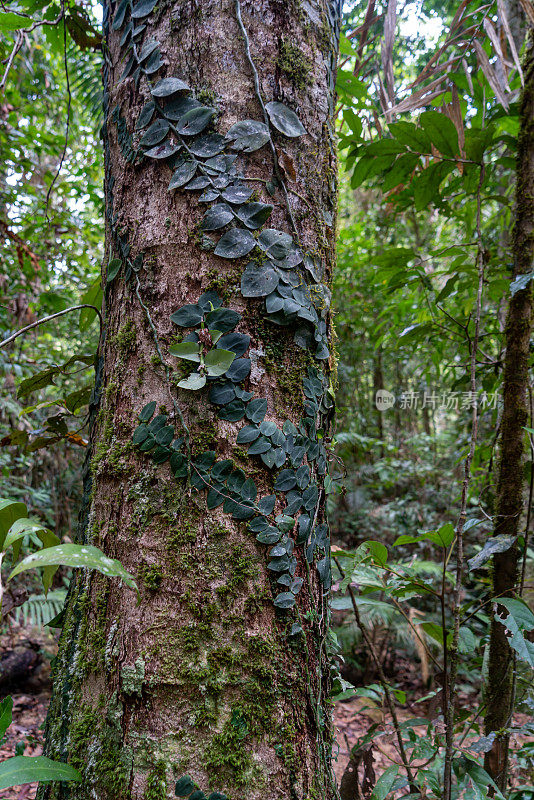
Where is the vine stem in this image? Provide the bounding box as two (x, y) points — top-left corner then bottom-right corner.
(443, 161), (486, 800)
(233, 0), (299, 237)
(0, 305), (103, 348)
(333, 556), (417, 792)
(134, 277), (191, 457)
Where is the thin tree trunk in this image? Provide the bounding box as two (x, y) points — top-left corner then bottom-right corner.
(484, 29), (534, 791)
(38, 2), (341, 798)
(373, 348), (384, 453)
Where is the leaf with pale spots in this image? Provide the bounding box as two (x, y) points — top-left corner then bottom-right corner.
(8, 544), (137, 590)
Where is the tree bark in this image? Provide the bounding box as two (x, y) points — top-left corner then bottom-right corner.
(38, 2), (341, 799)
(484, 29), (534, 791)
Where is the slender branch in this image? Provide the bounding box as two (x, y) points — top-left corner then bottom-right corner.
(45, 3), (71, 223)
(333, 556), (417, 791)
(0, 305), (102, 348)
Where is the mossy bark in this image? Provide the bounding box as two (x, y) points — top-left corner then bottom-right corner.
(38, 2), (341, 799)
(484, 29), (534, 790)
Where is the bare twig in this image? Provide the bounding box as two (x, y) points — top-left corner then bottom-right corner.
(0, 305), (102, 348)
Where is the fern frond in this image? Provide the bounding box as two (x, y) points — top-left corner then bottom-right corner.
(12, 590), (67, 629)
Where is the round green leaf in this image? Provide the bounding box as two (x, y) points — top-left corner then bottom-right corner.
(274, 592), (296, 609)
(225, 357), (250, 383)
(258, 229), (293, 259)
(189, 134), (226, 157)
(225, 119), (270, 151)
(217, 332), (250, 355)
(208, 382), (235, 405)
(221, 183), (254, 204)
(164, 97), (201, 121)
(204, 307), (241, 333)
(241, 262), (279, 298)
(245, 398), (268, 424)
(214, 229), (255, 260)
(236, 425), (260, 444)
(218, 399), (246, 421)
(275, 470), (297, 492)
(200, 204), (234, 231)
(170, 304), (204, 327)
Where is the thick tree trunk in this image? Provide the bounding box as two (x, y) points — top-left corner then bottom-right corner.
(484, 29), (534, 790)
(38, 2), (341, 799)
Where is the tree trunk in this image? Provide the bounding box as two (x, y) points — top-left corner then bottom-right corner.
(372, 348), (384, 452)
(38, 2), (341, 799)
(484, 29), (534, 791)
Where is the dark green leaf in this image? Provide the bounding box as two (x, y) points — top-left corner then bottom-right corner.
(145, 141), (181, 159)
(200, 204), (234, 231)
(204, 307), (241, 333)
(132, 424), (149, 444)
(257, 229), (293, 259)
(246, 398), (268, 423)
(169, 160), (197, 189)
(419, 110), (459, 158)
(176, 106), (216, 136)
(225, 358), (250, 383)
(241, 262), (279, 297)
(217, 332), (250, 356)
(170, 304), (204, 327)
(214, 229), (255, 259)
(155, 425), (174, 446)
(257, 495), (276, 515)
(218, 399), (246, 421)
(236, 202), (274, 229)
(151, 77), (190, 97)
(198, 291), (222, 311)
(256, 528), (281, 544)
(131, 0), (156, 18)
(209, 383), (235, 405)
(139, 401), (156, 422)
(164, 97), (201, 121)
(274, 592), (296, 608)
(221, 183), (254, 204)
(236, 425), (260, 444)
(175, 776), (196, 797)
(248, 436), (271, 455)
(241, 477), (257, 502)
(225, 120), (270, 151)
(140, 119), (171, 147)
(265, 101), (306, 138)
(275, 470), (297, 492)
(107, 258), (122, 283)
(189, 134), (226, 157)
